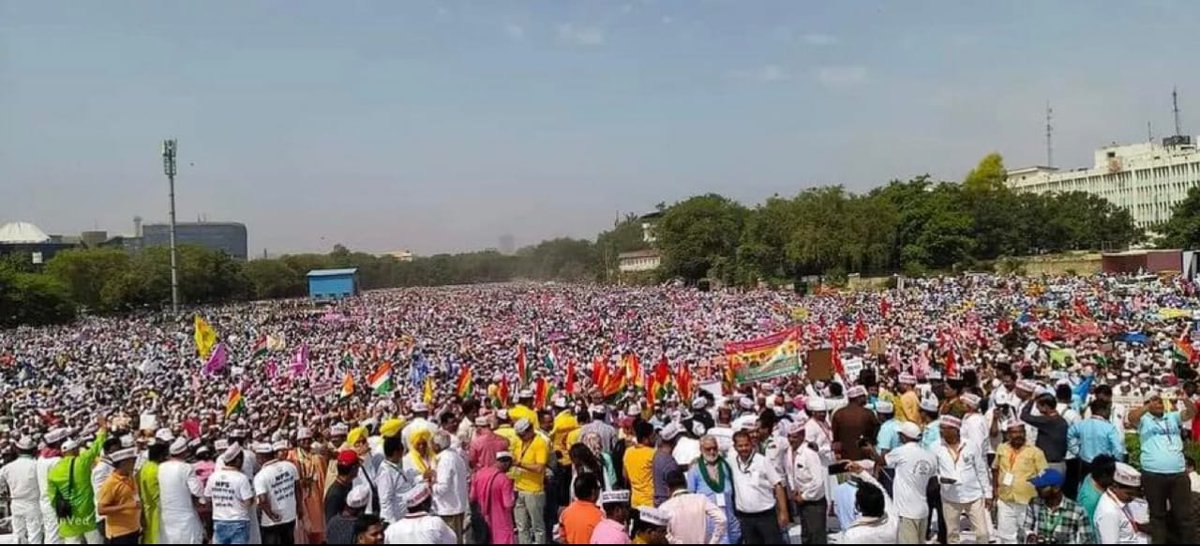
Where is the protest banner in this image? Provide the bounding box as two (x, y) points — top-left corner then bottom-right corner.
(724, 328), (802, 385)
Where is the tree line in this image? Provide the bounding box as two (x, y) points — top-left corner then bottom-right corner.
(0, 153), (1159, 326)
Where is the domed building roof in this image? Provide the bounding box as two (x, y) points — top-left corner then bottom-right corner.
(0, 221), (51, 244)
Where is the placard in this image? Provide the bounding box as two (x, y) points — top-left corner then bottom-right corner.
(806, 349), (834, 381)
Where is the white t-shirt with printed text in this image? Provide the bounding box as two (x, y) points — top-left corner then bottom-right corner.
(253, 461), (300, 526)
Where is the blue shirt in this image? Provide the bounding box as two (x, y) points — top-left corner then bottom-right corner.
(1139, 412), (1185, 474)
(687, 461), (742, 544)
(1068, 416), (1126, 463)
(921, 418), (941, 449)
(1075, 475), (1104, 521)
(876, 419), (900, 452)
(832, 481), (860, 530)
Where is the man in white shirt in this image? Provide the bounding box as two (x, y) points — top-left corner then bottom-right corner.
(384, 483), (457, 545)
(88, 437), (120, 543)
(37, 427), (68, 545)
(0, 436), (44, 544)
(837, 475), (899, 544)
(933, 417), (991, 545)
(1094, 462), (1151, 544)
(205, 445), (256, 545)
(959, 394), (990, 461)
(375, 435), (412, 524)
(431, 431), (469, 544)
(401, 403), (437, 452)
(729, 430), (789, 545)
(787, 421), (828, 544)
(885, 422), (936, 545)
(253, 440), (301, 545)
(158, 438), (205, 544)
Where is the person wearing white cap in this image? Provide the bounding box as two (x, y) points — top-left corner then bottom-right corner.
(384, 483), (457, 544)
(993, 420), (1048, 544)
(89, 436), (121, 542)
(728, 429), (789, 544)
(512, 417), (551, 544)
(431, 431), (470, 543)
(46, 415), (110, 545)
(803, 397), (835, 467)
(579, 404), (619, 454)
(874, 400), (901, 456)
(157, 437), (204, 544)
(632, 506), (672, 544)
(787, 418), (827, 544)
(958, 393), (990, 467)
(96, 448), (140, 544)
(324, 484), (371, 545)
(204, 444), (256, 544)
(896, 373), (921, 425)
(933, 416), (991, 545)
(0, 435), (44, 543)
(1125, 389), (1197, 543)
(253, 439), (301, 544)
(287, 427), (328, 544)
(37, 427), (70, 544)
(1094, 462), (1150, 544)
(885, 421), (935, 544)
(509, 390), (538, 435)
(653, 422), (684, 506)
(469, 451), (517, 544)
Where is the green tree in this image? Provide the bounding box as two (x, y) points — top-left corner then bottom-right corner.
(0, 265), (76, 327)
(963, 152), (1008, 192)
(244, 259), (306, 299)
(44, 248), (133, 312)
(656, 194), (748, 282)
(1158, 188), (1200, 248)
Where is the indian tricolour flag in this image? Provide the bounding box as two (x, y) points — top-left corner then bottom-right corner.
(252, 336), (268, 359)
(340, 373), (355, 399)
(456, 367), (473, 399)
(543, 346), (558, 370)
(368, 362), (394, 394)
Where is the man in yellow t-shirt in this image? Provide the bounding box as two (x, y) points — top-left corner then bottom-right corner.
(895, 373), (922, 424)
(512, 418), (550, 544)
(992, 422), (1048, 544)
(510, 390), (538, 431)
(623, 421), (657, 510)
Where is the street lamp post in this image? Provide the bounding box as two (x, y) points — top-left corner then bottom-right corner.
(162, 139), (179, 315)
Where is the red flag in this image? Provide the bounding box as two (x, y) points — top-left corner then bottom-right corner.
(1037, 328), (1055, 342)
(880, 298), (891, 319)
(496, 379), (510, 407)
(516, 342), (528, 386)
(854, 318), (868, 344)
(654, 355), (670, 387)
(591, 356), (608, 388)
(624, 352), (643, 388)
(566, 360), (577, 395)
(997, 318), (1011, 334)
(675, 366), (693, 403)
(945, 349), (957, 378)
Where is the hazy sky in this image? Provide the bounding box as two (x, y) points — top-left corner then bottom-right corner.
(3, 1), (1199, 256)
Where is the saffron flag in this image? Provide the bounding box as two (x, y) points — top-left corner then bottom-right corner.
(340, 373), (355, 399)
(591, 356), (608, 390)
(225, 387), (245, 418)
(534, 377), (556, 410)
(368, 362), (394, 394)
(456, 367), (474, 399)
(516, 343), (529, 387)
(496, 378), (511, 408)
(202, 343), (228, 376)
(601, 365), (625, 401)
(194, 315), (217, 360)
(623, 352), (643, 388)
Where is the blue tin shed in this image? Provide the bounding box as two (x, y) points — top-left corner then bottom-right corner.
(307, 268), (360, 300)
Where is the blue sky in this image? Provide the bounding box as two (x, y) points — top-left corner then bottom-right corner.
(3, 0), (1199, 255)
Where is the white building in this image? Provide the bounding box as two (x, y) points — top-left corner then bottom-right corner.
(618, 249), (661, 273)
(1007, 136), (1200, 227)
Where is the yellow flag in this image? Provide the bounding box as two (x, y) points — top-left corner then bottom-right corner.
(194, 315), (217, 360)
(423, 376), (434, 405)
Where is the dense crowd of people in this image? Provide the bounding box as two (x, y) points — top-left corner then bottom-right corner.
(3, 274), (1200, 544)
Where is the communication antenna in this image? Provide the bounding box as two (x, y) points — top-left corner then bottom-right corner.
(1045, 101), (1054, 167)
(1174, 87), (1184, 136)
(1148, 121), (1154, 142)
